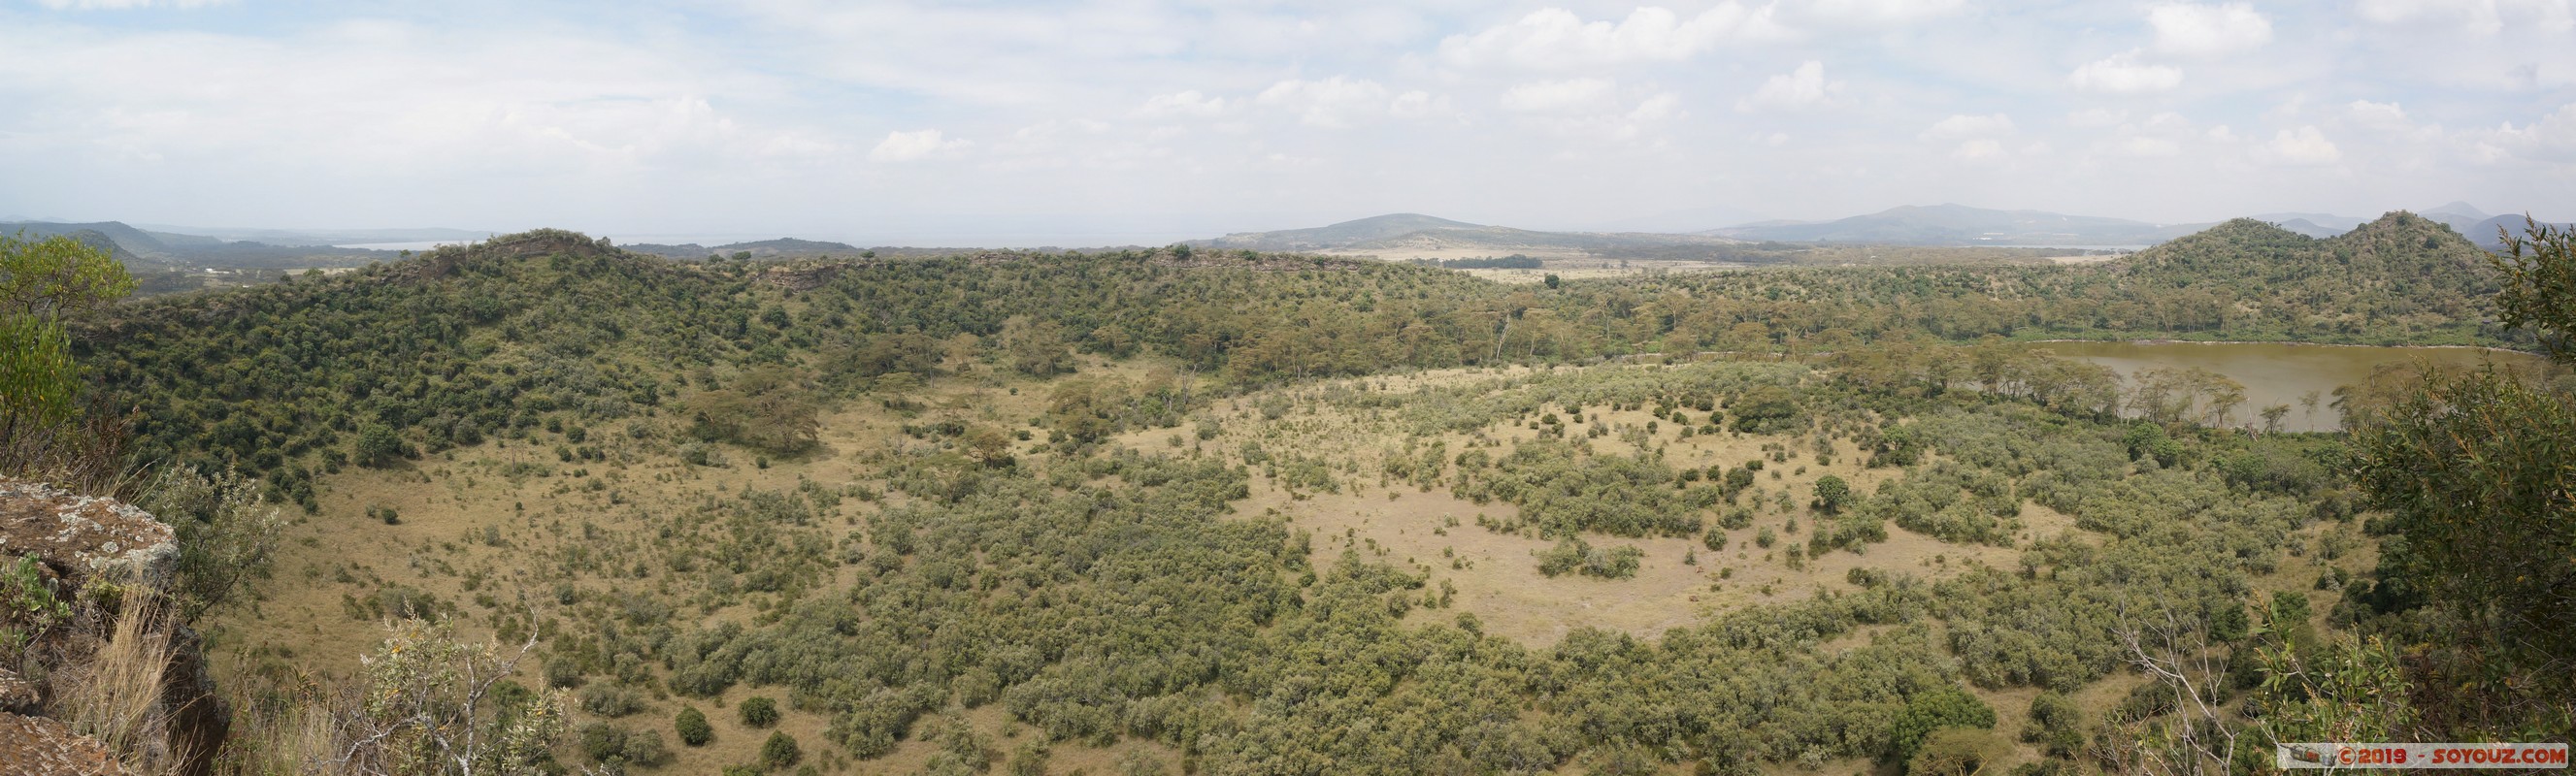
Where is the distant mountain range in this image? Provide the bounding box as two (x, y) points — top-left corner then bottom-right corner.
(127, 224), (493, 247)
(1189, 212), (1743, 256)
(17, 203), (2563, 280)
(1, 219), (423, 269)
(1573, 205), (1768, 235)
(1197, 202), (2563, 257)
(1700, 204), (2193, 245)
(620, 237), (870, 259)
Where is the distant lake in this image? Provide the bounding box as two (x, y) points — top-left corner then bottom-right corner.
(1987, 243), (2150, 251)
(2037, 340), (2553, 432)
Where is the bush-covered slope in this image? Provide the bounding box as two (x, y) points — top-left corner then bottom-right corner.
(73, 231), (1523, 497)
(2119, 212), (2497, 329)
(73, 215), (2526, 506)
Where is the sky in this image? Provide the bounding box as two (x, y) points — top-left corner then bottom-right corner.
(2, 0), (2572, 245)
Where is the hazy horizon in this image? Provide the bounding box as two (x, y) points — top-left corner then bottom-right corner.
(5, 0), (2572, 242)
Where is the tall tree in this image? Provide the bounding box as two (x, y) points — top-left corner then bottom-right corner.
(0, 233), (136, 491)
(2349, 214), (2576, 734)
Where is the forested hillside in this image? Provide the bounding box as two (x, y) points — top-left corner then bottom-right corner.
(2118, 214), (2497, 335)
(30, 217), (2566, 775)
(73, 212), (2520, 501)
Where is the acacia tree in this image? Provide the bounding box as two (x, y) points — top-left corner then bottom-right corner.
(0, 231), (135, 317)
(1810, 474), (1851, 514)
(333, 618), (564, 775)
(0, 233), (136, 490)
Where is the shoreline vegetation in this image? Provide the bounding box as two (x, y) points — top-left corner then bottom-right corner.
(2025, 337), (2541, 354)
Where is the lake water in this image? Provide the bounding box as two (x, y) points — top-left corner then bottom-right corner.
(2036, 340), (2554, 432)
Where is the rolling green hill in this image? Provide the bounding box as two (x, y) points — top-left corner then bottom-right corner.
(2120, 211), (2497, 327)
(75, 230), (1515, 496)
(75, 214), (2529, 504)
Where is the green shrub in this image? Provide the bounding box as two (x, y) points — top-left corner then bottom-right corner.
(1007, 740), (1050, 776)
(1536, 536), (1642, 579)
(577, 722), (627, 764)
(544, 655), (583, 689)
(2024, 692), (2084, 759)
(676, 706), (712, 747)
(623, 728), (671, 768)
(1888, 685), (1997, 763)
(579, 685), (645, 718)
(355, 423), (407, 467)
(740, 695), (779, 728)
(760, 730), (802, 770)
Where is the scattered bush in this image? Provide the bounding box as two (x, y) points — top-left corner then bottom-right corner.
(1536, 536), (1643, 579)
(676, 705), (713, 747)
(740, 695), (779, 728)
(760, 730), (803, 770)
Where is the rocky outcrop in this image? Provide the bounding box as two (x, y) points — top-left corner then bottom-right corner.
(0, 476), (219, 776)
(0, 666), (39, 713)
(0, 478), (178, 588)
(0, 714), (130, 776)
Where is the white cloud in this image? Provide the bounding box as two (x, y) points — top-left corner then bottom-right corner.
(1735, 60), (1840, 113)
(1500, 78), (1621, 113)
(1255, 77), (1400, 129)
(1792, 0), (1968, 25)
(1437, 5), (1790, 70)
(2143, 112), (2195, 132)
(0, 18), (838, 185)
(1504, 87), (1684, 145)
(2261, 126), (2342, 165)
(10, 0), (2574, 238)
(992, 118), (1107, 156)
(2148, 3), (2273, 56)
(1388, 90), (1453, 119)
(2476, 102), (2576, 164)
(2113, 136), (2183, 157)
(2357, 0), (2576, 35)
(1951, 139), (2007, 161)
(1629, 92), (1681, 121)
(2067, 50), (2183, 94)
(2067, 108), (2130, 128)
(1923, 113), (2015, 140)
(1138, 90), (1227, 118)
(36, 0), (226, 8)
(2347, 100), (2410, 130)
(869, 129), (970, 162)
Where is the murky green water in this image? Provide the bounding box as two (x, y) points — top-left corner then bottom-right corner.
(2036, 340), (2554, 432)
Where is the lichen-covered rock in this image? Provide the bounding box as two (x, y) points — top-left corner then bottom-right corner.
(0, 477), (178, 589)
(0, 667), (39, 713)
(0, 477), (217, 776)
(0, 712), (131, 776)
